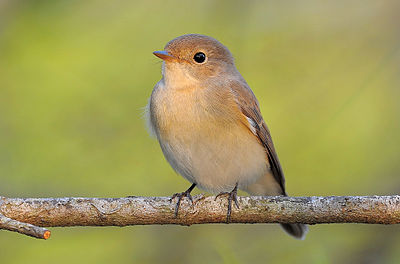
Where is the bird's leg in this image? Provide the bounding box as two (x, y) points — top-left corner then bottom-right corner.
(215, 183), (239, 223)
(170, 183), (196, 217)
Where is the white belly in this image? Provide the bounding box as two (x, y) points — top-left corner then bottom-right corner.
(159, 122), (269, 193)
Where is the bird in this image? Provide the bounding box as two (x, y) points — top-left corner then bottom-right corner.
(146, 34), (308, 239)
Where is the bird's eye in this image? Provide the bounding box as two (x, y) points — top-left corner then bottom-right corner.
(193, 52), (206, 63)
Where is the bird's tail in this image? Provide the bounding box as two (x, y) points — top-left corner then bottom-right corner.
(280, 223), (308, 240)
(243, 171), (308, 240)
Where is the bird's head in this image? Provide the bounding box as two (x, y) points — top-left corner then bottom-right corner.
(153, 34), (237, 85)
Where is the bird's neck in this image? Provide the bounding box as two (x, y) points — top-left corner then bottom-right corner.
(162, 63), (200, 90)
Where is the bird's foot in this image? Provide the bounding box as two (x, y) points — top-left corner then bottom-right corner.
(215, 183), (239, 223)
(170, 183), (196, 217)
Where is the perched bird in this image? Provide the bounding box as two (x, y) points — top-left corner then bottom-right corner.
(146, 34), (308, 239)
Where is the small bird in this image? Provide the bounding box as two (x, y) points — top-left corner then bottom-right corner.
(146, 34), (308, 239)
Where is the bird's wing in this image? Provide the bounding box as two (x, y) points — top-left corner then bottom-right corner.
(230, 80), (286, 194)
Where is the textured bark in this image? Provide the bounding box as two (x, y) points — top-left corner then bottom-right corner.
(0, 212), (50, 239)
(0, 195), (399, 239)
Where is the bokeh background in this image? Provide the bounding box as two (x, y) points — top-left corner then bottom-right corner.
(1, 0), (400, 263)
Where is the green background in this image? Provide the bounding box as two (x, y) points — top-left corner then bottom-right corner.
(1, 0), (399, 263)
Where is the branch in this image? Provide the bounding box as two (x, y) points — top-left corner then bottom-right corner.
(1, 195), (399, 239)
(0, 212), (50, 240)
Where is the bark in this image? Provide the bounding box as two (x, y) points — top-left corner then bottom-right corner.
(0, 195), (399, 239)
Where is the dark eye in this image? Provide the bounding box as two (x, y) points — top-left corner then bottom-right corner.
(193, 52), (206, 63)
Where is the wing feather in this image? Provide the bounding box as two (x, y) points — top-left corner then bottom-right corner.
(230, 80), (287, 194)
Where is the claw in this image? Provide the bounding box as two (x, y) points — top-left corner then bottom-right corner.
(215, 183), (239, 223)
(170, 183), (196, 217)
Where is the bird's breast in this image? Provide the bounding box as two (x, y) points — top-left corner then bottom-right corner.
(149, 81), (268, 193)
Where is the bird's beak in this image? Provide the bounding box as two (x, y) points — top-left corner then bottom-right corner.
(153, 50), (175, 61)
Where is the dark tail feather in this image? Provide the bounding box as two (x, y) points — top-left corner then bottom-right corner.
(280, 223), (308, 240)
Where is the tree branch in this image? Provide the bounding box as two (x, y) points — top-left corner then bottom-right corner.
(1, 195), (399, 239)
(0, 212), (50, 239)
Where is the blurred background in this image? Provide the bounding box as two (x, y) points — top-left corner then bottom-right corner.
(0, 0), (399, 263)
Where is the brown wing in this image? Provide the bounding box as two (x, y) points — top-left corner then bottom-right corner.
(230, 80), (287, 195)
